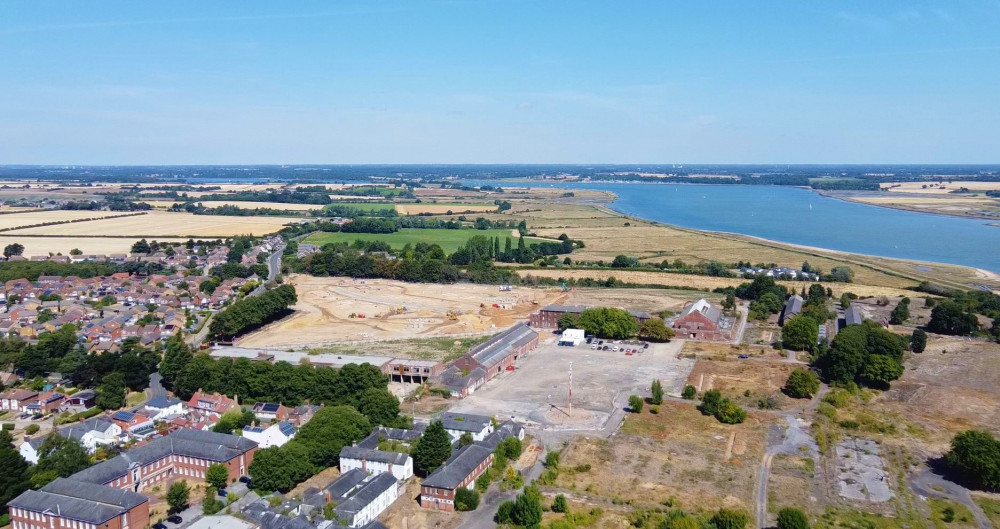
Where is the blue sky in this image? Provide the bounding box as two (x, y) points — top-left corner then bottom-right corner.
(1, 1), (998, 164)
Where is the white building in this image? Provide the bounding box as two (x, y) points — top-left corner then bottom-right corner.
(558, 328), (585, 346)
(19, 417), (121, 463)
(339, 445), (413, 480)
(440, 412), (493, 443)
(142, 395), (186, 421)
(241, 421), (296, 449)
(333, 473), (400, 528)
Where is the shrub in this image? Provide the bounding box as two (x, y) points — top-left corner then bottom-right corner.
(25, 424), (39, 435)
(711, 508), (751, 529)
(784, 368), (820, 399)
(650, 405), (660, 414)
(681, 385), (696, 400)
(911, 329), (928, 353)
(545, 450), (561, 468)
(455, 487), (480, 511)
(2, 423), (13, 431)
(776, 507), (810, 529)
(551, 494), (568, 513)
(573, 463), (591, 472)
(651, 379), (664, 405)
(716, 400), (747, 424)
(944, 429), (1000, 491)
(628, 395), (644, 413)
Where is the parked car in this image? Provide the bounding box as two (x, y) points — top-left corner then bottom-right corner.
(239, 476), (252, 485)
(217, 488), (227, 497)
(153, 523), (167, 529)
(31, 414), (43, 421)
(167, 515), (183, 524)
(738, 354), (750, 359)
(612, 346), (619, 352)
(590, 344), (597, 349)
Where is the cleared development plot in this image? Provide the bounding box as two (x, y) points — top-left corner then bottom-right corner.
(836, 438), (893, 503)
(302, 228), (542, 254)
(0, 236), (189, 256)
(2, 211), (302, 237)
(0, 210), (132, 230)
(394, 203), (497, 215)
(238, 275), (566, 347)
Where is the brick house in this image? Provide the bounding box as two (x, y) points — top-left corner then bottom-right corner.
(672, 298), (726, 340)
(8, 478), (149, 529)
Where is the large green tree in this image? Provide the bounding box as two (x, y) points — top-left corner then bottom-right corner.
(927, 301), (980, 336)
(576, 307), (638, 339)
(31, 435), (91, 488)
(160, 333), (193, 389)
(0, 430), (31, 517)
(784, 368), (820, 399)
(248, 443), (314, 492)
(782, 315), (819, 351)
(776, 507), (810, 529)
(206, 463), (230, 490)
(815, 321), (905, 389)
(166, 481), (190, 513)
(95, 371), (127, 410)
(412, 420), (452, 475)
(944, 430), (1000, 491)
(638, 317), (674, 342)
(293, 405), (371, 467)
(357, 387), (400, 426)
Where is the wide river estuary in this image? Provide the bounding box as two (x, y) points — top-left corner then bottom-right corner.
(479, 182), (1000, 273)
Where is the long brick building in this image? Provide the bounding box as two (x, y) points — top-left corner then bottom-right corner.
(436, 322), (539, 397)
(8, 429), (256, 529)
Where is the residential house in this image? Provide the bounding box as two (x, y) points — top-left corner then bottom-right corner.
(241, 421), (296, 449)
(187, 390), (239, 418)
(141, 396), (186, 421)
(339, 446), (413, 481)
(20, 417), (121, 464)
(1, 389), (38, 411)
(779, 295), (804, 326)
(111, 411), (154, 437)
(251, 402), (288, 423)
(419, 444), (493, 511)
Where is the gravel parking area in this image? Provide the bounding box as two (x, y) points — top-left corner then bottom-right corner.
(450, 337), (694, 435)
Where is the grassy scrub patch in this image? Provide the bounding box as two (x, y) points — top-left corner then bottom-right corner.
(310, 335), (491, 363)
(974, 496), (1000, 528)
(322, 202), (398, 214)
(928, 498), (977, 529)
(303, 228), (544, 254)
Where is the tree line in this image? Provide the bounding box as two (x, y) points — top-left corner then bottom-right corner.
(209, 284), (297, 340)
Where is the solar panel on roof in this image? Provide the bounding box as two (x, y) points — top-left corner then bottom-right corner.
(112, 411), (134, 421)
(262, 403), (280, 412)
(278, 422), (296, 436)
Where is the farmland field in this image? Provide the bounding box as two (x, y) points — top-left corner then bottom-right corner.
(302, 228), (542, 253)
(0, 211), (303, 237)
(0, 210), (132, 230)
(0, 236), (190, 256)
(394, 203), (497, 215)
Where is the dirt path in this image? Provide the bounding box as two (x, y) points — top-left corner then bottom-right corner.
(755, 387), (824, 528)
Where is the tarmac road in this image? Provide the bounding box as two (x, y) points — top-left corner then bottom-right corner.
(910, 469), (992, 529)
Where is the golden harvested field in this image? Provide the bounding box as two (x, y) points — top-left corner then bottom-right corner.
(1, 211), (302, 237)
(884, 181), (1000, 194)
(517, 268), (920, 298)
(184, 201), (323, 211)
(394, 203), (496, 215)
(0, 210), (132, 230)
(0, 236), (189, 256)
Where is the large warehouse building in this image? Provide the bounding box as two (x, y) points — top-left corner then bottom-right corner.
(437, 322), (539, 397)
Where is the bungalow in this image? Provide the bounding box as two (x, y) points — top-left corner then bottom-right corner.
(59, 389), (96, 413)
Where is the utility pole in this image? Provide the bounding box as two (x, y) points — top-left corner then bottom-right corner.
(569, 361), (573, 417)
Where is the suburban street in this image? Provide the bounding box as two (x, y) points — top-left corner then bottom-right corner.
(187, 242), (283, 347)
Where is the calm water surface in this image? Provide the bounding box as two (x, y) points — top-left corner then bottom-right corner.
(480, 182), (1000, 273)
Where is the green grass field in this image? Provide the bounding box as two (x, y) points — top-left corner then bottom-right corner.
(303, 228), (544, 253)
